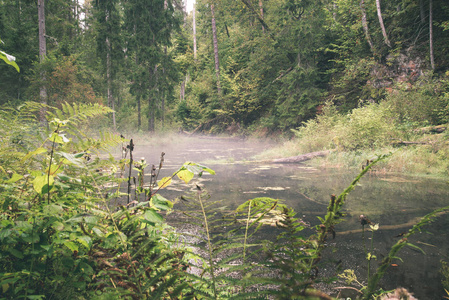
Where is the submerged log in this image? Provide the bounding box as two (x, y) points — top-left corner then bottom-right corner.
(272, 150), (333, 163)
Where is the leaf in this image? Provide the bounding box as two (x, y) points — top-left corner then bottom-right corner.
(0, 50), (20, 72)
(5, 173), (23, 184)
(144, 209), (163, 224)
(77, 236), (92, 249)
(52, 221), (64, 231)
(184, 162), (216, 175)
(21, 147), (47, 162)
(92, 227), (104, 237)
(151, 194), (173, 210)
(64, 241), (79, 252)
(49, 132), (65, 144)
(57, 152), (85, 168)
(8, 248), (24, 259)
(177, 169), (194, 184)
(22, 232), (40, 243)
(43, 204), (64, 215)
(2, 283), (9, 294)
(157, 177), (172, 189)
(32, 175), (54, 195)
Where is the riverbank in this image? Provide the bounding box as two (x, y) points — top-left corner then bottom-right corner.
(252, 101), (449, 179)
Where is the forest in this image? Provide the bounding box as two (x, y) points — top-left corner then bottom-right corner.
(1, 0), (449, 299)
(0, 0), (448, 134)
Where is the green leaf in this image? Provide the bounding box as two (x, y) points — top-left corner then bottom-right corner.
(43, 204), (64, 215)
(51, 221), (64, 231)
(92, 227), (104, 237)
(57, 152), (85, 168)
(8, 248), (24, 259)
(157, 177), (172, 189)
(151, 194), (173, 210)
(21, 147), (47, 162)
(63, 241), (79, 252)
(22, 232), (40, 243)
(6, 173), (23, 183)
(144, 209), (163, 224)
(0, 50), (19, 72)
(77, 236), (92, 249)
(49, 132), (64, 144)
(32, 175), (54, 194)
(177, 169), (194, 184)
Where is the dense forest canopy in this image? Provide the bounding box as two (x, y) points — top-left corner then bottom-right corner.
(1, 0), (449, 134)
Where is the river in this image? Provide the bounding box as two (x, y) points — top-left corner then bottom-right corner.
(124, 134), (449, 299)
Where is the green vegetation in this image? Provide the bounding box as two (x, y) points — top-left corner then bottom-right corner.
(257, 73), (449, 177)
(1, 0), (449, 298)
(1, 103), (448, 299)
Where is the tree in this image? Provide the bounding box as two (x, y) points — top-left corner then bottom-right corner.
(93, 0), (124, 130)
(375, 0), (391, 47)
(429, 0), (435, 70)
(210, 2), (222, 96)
(38, 0), (48, 122)
(360, 0), (375, 53)
(124, 0), (180, 131)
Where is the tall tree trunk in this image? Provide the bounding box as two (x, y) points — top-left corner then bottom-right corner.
(376, 0), (391, 47)
(137, 92), (141, 129)
(38, 0), (47, 123)
(360, 0), (375, 53)
(148, 94), (155, 132)
(183, 0), (187, 27)
(259, 0), (264, 32)
(429, 0), (435, 70)
(161, 91), (165, 128)
(211, 3), (221, 95)
(419, 0), (426, 24)
(193, 3), (197, 61)
(148, 65), (157, 132)
(105, 10), (116, 130)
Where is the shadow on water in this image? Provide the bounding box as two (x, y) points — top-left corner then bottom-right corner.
(124, 134), (449, 299)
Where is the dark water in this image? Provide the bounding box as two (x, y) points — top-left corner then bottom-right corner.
(127, 135), (449, 299)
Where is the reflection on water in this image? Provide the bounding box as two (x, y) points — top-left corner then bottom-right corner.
(128, 135), (449, 299)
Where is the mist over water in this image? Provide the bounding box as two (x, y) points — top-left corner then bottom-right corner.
(123, 134), (449, 299)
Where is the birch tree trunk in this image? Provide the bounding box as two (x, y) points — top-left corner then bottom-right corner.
(211, 3), (221, 95)
(376, 0), (391, 47)
(38, 0), (48, 123)
(193, 3), (197, 61)
(429, 0), (435, 70)
(259, 0), (264, 32)
(360, 0), (375, 53)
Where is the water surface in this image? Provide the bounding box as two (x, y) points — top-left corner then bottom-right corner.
(128, 135), (449, 299)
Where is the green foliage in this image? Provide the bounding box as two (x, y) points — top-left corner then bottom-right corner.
(385, 75), (449, 126)
(0, 38), (20, 72)
(442, 260), (449, 292)
(0, 103), (196, 299)
(292, 101), (397, 152)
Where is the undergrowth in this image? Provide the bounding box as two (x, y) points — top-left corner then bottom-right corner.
(1, 102), (448, 299)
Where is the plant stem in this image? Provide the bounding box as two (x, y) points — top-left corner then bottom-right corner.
(47, 124), (59, 204)
(243, 199), (252, 262)
(198, 190), (217, 299)
(127, 139), (134, 204)
(367, 228), (375, 281)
